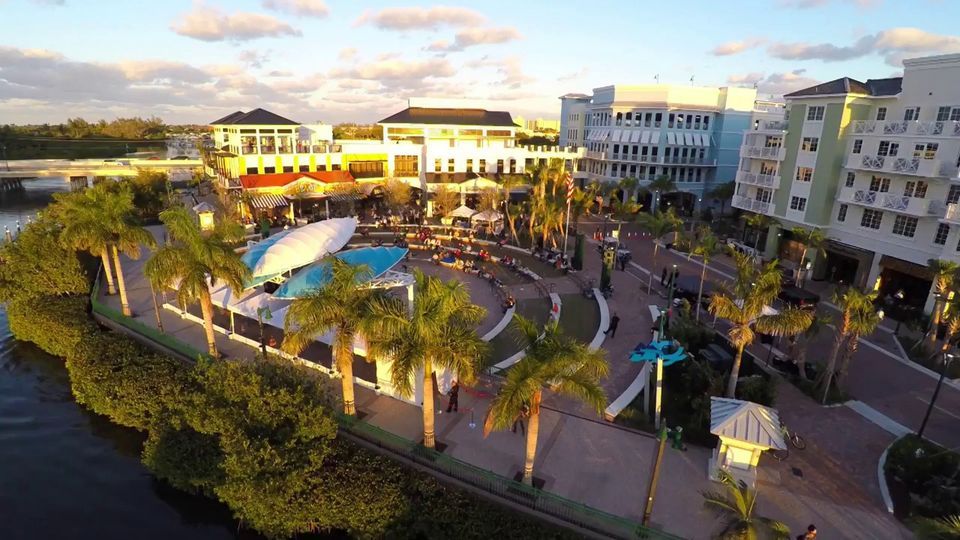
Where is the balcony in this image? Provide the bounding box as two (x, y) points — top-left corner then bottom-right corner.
(845, 154), (957, 178)
(943, 203), (960, 224)
(851, 120), (960, 138)
(754, 120), (788, 132)
(838, 187), (944, 217)
(661, 156), (717, 166)
(732, 195), (773, 215)
(736, 171), (781, 189)
(740, 145), (786, 161)
(585, 150), (606, 160)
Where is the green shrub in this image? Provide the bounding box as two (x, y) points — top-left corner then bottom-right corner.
(7, 295), (96, 357)
(736, 375), (776, 406)
(0, 213), (89, 303)
(142, 425), (224, 496)
(887, 435), (960, 518)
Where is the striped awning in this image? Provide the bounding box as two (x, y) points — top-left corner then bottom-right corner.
(249, 194), (289, 209)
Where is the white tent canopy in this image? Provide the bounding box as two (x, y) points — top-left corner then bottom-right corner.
(710, 397), (786, 450)
(447, 205), (478, 219)
(471, 209), (503, 223)
(250, 217), (356, 277)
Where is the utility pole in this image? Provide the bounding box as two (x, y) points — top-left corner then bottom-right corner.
(642, 424), (669, 526)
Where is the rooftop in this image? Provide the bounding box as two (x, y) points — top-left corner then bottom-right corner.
(378, 107), (517, 127)
(238, 170), (354, 190)
(785, 76), (902, 98)
(211, 108), (300, 126)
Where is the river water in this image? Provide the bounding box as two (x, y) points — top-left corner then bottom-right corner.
(0, 180), (257, 539)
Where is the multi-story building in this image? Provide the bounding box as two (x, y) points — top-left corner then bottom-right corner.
(559, 84), (770, 212)
(733, 53), (960, 313)
(208, 100), (583, 216)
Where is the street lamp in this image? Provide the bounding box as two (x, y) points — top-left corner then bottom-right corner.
(918, 350), (955, 440)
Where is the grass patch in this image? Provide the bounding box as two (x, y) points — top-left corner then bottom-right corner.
(558, 294), (600, 344)
(897, 335), (960, 379)
(486, 297), (550, 368)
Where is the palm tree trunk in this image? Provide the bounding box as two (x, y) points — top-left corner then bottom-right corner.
(795, 338), (809, 381)
(798, 247), (808, 286)
(422, 357), (436, 449)
(926, 298), (944, 350)
(696, 262), (706, 322)
(820, 330), (846, 404)
(111, 245), (131, 317)
(836, 336), (860, 389)
(337, 343), (357, 416)
(725, 343), (746, 397)
(100, 249), (117, 295)
(523, 391), (542, 486)
(648, 244), (659, 295)
(198, 288), (219, 358)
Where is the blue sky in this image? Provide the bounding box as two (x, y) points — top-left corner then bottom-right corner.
(1, 0), (958, 124)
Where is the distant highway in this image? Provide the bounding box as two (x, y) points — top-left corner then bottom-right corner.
(0, 158), (203, 180)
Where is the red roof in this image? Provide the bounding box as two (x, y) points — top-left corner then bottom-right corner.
(239, 171), (354, 190)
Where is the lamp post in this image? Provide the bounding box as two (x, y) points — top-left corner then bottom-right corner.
(918, 350), (955, 441)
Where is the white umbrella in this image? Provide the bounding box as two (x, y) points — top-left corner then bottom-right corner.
(447, 205), (478, 219)
(470, 209), (503, 223)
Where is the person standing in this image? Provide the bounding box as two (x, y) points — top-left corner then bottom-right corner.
(605, 313), (621, 338)
(660, 266), (668, 286)
(798, 524), (817, 540)
(512, 402), (529, 435)
(446, 381), (460, 413)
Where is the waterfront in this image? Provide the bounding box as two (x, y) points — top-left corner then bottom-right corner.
(0, 182), (256, 540)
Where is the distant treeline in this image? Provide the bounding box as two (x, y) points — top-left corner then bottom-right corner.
(0, 117), (209, 141)
(332, 123), (383, 140)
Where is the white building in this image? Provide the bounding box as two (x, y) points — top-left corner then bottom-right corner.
(558, 84), (770, 213)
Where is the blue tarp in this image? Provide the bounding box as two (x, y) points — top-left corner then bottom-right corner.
(273, 246), (408, 299)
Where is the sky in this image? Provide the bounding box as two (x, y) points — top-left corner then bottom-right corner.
(1, 0), (959, 125)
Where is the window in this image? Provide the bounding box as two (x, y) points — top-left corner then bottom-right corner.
(914, 143), (939, 159)
(861, 208), (883, 229)
(904, 107), (921, 121)
(852, 139), (863, 154)
(807, 106), (825, 121)
(246, 166), (258, 175)
(949, 185), (960, 204)
(845, 172), (856, 187)
(935, 223), (950, 245)
(448, 159), (455, 173)
(878, 141), (899, 157)
(655, 113), (662, 127)
(801, 137), (819, 152)
(703, 116), (710, 130)
(938, 107), (952, 122)
(668, 113), (675, 128)
(298, 165), (309, 173)
(434, 158), (441, 173)
(892, 215), (918, 238)
(466, 158), (473, 173)
(478, 159), (485, 173)
(837, 203), (848, 222)
(282, 166), (293, 173)
(790, 196), (807, 211)
(952, 108), (960, 122)
(869, 176), (890, 192)
(876, 107), (887, 121)
(795, 167), (813, 182)
(904, 180), (928, 198)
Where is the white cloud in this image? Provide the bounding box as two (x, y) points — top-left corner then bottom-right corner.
(779, 0), (880, 7)
(338, 47), (358, 61)
(261, 0), (328, 17)
(331, 57), (455, 82)
(711, 38), (765, 56)
(172, 2), (301, 42)
(238, 49), (270, 69)
(727, 69), (820, 95)
(426, 27), (522, 52)
(354, 6), (486, 30)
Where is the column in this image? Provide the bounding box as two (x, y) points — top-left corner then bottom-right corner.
(762, 223), (780, 259)
(863, 253), (882, 291)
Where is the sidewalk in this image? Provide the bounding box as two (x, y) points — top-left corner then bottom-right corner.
(99, 223), (911, 539)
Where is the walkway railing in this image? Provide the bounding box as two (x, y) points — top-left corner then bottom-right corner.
(336, 414), (683, 540)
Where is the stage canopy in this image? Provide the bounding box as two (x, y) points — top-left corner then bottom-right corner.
(248, 217), (357, 278)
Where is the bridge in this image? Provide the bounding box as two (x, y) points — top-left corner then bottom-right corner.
(0, 158), (204, 182)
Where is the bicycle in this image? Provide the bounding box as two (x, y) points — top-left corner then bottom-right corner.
(770, 423), (806, 462)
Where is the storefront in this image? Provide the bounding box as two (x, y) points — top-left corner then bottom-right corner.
(817, 240), (874, 288)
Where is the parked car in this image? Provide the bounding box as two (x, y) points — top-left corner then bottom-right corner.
(672, 275), (715, 307)
(778, 285), (820, 309)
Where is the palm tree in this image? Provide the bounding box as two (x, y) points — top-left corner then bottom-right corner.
(708, 182), (736, 216)
(483, 316), (607, 485)
(56, 183), (155, 316)
(701, 470), (790, 540)
(569, 183), (597, 235)
(500, 174), (526, 244)
(366, 270), (487, 449)
(636, 209), (682, 294)
(789, 314), (829, 381)
(818, 287), (881, 403)
(744, 213), (778, 254)
(709, 251), (813, 397)
(914, 514), (960, 540)
(144, 207), (250, 358)
(926, 259), (959, 351)
(282, 258), (384, 416)
(618, 176), (639, 204)
(648, 175), (676, 213)
(689, 226), (721, 321)
(791, 226), (826, 287)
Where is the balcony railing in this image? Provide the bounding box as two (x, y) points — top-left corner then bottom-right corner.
(846, 154), (958, 178)
(740, 145), (785, 161)
(585, 150), (606, 160)
(839, 187), (943, 216)
(755, 120), (788, 132)
(852, 120), (960, 137)
(736, 171), (781, 189)
(732, 195), (773, 215)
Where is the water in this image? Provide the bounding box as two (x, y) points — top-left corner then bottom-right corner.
(0, 181), (257, 539)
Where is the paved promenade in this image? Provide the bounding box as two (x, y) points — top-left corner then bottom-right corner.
(99, 221), (913, 539)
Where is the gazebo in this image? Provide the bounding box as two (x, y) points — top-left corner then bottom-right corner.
(443, 204), (477, 226)
(708, 397), (786, 488)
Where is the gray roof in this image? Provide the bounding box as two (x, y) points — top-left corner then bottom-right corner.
(379, 107), (516, 127)
(710, 397), (786, 450)
(785, 76), (902, 98)
(210, 108), (300, 126)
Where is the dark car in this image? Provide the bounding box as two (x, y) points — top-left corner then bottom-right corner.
(778, 285), (820, 309)
(672, 275), (715, 307)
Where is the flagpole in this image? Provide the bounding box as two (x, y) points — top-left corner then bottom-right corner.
(563, 173), (573, 258)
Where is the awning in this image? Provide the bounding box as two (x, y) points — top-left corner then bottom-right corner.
(641, 131), (651, 144)
(879, 255), (932, 281)
(249, 194), (289, 209)
(630, 130), (641, 143)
